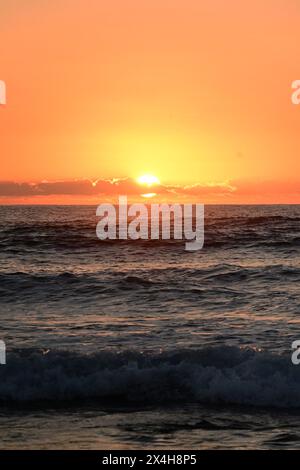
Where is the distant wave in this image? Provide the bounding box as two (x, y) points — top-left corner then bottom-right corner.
(0, 263), (299, 301)
(1, 346), (300, 408)
(0, 213), (299, 253)
(0, 263), (299, 304)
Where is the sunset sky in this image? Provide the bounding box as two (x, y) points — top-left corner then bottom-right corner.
(0, 0), (299, 203)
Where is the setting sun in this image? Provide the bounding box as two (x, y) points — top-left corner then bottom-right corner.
(137, 174), (160, 187)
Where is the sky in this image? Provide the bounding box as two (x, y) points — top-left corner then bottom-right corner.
(0, 0), (299, 203)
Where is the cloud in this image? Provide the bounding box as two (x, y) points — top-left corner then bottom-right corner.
(0, 178), (298, 203)
(0, 178), (235, 198)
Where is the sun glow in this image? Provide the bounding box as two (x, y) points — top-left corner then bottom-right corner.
(141, 192), (157, 198)
(137, 174), (160, 187)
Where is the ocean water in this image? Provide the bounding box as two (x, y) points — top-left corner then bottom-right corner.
(0, 204), (299, 449)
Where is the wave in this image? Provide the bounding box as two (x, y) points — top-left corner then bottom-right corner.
(0, 263), (299, 303)
(0, 346), (300, 408)
(1, 213), (300, 253)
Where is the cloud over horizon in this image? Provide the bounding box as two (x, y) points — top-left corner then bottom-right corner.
(0, 178), (299, 204)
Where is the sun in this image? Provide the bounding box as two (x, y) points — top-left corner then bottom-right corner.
(137, 174), (160, 187)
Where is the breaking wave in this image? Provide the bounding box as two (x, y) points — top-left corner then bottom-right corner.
(1, 346), (300, 408)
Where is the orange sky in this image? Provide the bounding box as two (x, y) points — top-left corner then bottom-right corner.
(0, 0), (300, 203)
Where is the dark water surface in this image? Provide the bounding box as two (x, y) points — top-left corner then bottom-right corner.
(0, 205), (299, 448)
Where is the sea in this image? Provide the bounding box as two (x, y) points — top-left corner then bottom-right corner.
(0, 204), (299, 449)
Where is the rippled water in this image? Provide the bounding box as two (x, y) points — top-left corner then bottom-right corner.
(0, 204), (299, 448)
